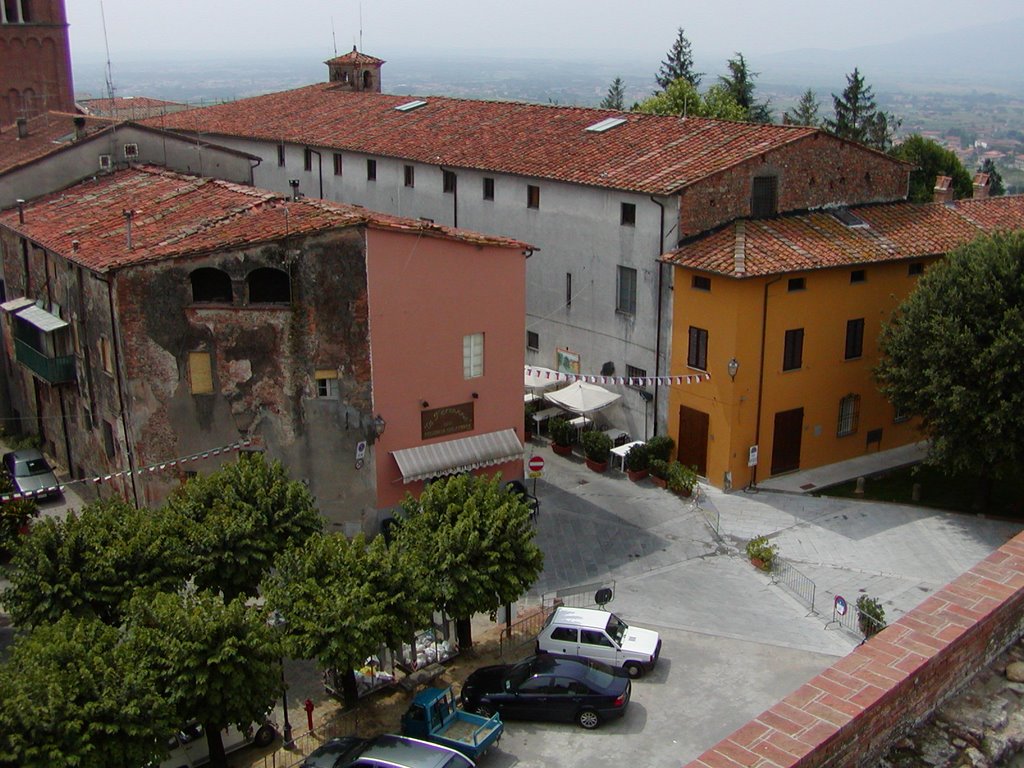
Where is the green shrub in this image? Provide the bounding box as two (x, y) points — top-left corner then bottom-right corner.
(857, 595), (886, 638)
(745, 535), (777, 570)
(0, 468), (38, 555)
(581, 430), (613, 463)
(666, 462), (698, 494)
(649, 459), (670, 480)
(548, 417), (576, 447)
(624, 443), (650, 472)
(646, 435), (675, 462)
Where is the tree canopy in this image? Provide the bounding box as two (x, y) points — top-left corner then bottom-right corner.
(0, 614), (176, 768)
(876, 232), (1024, 500)
(890, 135), (973, 202)
(393, 474), (543, 647)
(656, 28), (701, 90)
(1, 498), (189, 627)
(825, 68), (898, 150)
(600, 77), (626, 110)
(978, 158), (1006, 196)
(165, 452), (322, 601)
(783, 88), (821, 127)
(718, 53), (771, 123)
(634, 78), (746, 121)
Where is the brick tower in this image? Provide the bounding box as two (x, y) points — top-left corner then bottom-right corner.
(325, 46), (385, 93)
(0, 0), (76, 125)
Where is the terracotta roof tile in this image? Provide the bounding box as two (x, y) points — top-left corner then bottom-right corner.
(325, 47), (385, 66)
(146, 84), (828, 196)
(0, 166), (530, 272)
(664, 197), (1024, 277)
(0, 111), (115, 175)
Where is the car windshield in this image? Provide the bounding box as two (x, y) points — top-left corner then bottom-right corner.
(505, 659), (535, 690)
(443, 755), (474, 768)
(605, 613), (629, 644)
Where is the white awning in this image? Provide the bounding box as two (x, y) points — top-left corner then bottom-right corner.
(524, 365), (564, 390)
(0, 297), (35, 313)
(16, 305), (68, 332)
(544, 381), (620, 414)
(392, 428), (524, 484)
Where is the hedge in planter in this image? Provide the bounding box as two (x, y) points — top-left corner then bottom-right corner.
(649, 459), (669, 488)
(646, 435), (675, 463)
(857, 595), (886, 638)
(666, 462), (698, 496)
(548, 417), (576, 455)
(745, 535), (777, 571)
(624, 443), (650, 480)
(581, 430), (613, 471)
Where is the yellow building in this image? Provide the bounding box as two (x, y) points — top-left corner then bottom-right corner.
(662, 196), (1024, 490)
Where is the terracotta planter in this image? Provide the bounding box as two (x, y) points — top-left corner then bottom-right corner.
(585, 458), (608, 473)
(750, 557), (770, 571)
(626, 468), (649, 482)
(673, 487), (692, 498)
(552, 443), (572, 456)
(650, 475), (667, 489)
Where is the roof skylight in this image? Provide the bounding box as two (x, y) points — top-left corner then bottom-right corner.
(831, 208), (869, 228)
(585, 117), (627, 133)
(394, 100), (428, 112)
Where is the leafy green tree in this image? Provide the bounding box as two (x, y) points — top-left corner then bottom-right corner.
(718, 53), (771, 123)
(262, 532), (431, 708)
(890, 135), (973, 202)
(783, 88), (821, 126)
(600, 77), (626, 110)
(393, 474), (544, 648)
(0, 466), (36, 554)
(165, 452), (322, 601)
(978, 158), (1005, 196)
(635, 78), (745, 121)
(1, 498), (189, 627)
(876, 232), (1024, 507)
(825, 68), (898, 150)
(126, 589), (280, 768)
(0, 614), (176, 768)
(656, 28), (701, 90)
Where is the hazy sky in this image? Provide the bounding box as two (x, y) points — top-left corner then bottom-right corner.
(66, 0), (1024, 61)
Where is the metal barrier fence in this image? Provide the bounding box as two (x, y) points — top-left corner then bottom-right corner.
(541, 580), (616, 610)
(259, 709), (360, 768)
(499, 579), (618, 656)
(499, 604), (553, 657)
(770, 556), (817, 614)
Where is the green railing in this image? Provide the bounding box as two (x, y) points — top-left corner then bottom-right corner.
(14, 339), (76, 384)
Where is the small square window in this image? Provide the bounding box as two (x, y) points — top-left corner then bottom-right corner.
(277, 144), (285, 167)
(687, 327), (708, 370)
(893, 404), (911, 423)
(908, 262), (924, 276)
(788, 277), (806, 291)
(483, 177), (494, 201)
(463, 332), (484, 379)
(303, 148), (313, 172)
(616, 266), (636, 315)
(752, 175), (778, 218)
(333, 153), (343, 176)
(366, 159), (377, 181)
(845, 318), (865, 360)
(621, 202), (636, 226)
(692, 275), (711, 291)
(783, 328), (803, 371)
(626, 364), (647, 389)
(527, 185), (540, 209)
(850, 269), (866, 284)
(404, 165), (415, 188)
(443, 170), (457, 193)
(315, 369), (339, 398)
(527, 331), (539, 351)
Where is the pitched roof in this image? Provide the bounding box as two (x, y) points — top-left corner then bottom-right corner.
(0, 111), (115, 175)
(325, 47), (385, 66)
(0, 166), (530, 273)
(146, 83), (834, 196)
(78, 96), (185, 111)
(662, 197), (1024, 277)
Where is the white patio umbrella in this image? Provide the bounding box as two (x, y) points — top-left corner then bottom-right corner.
(543, 381), (620, 415)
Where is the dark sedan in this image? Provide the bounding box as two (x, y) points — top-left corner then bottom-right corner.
(459, 654), (630, 730)
(2, 449), (60, 499)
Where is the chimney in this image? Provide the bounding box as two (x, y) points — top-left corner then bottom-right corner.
(972, 172), (991, 200)
(73, 115), (87, 140)
(932, 175), (954, 204)
(16, 117), (28, 139)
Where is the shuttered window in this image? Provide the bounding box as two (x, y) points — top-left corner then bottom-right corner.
(189, 351), (213, 394)
(463, 333), (484, 379)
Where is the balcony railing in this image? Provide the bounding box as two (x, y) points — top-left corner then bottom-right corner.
(14, 339), (76, 384)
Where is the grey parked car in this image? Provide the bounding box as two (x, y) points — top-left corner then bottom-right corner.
(2, 449), (61, 499)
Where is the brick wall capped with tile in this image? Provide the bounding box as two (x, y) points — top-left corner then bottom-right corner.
(686, 532), (1024, 768)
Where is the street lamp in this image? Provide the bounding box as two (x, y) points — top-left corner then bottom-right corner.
(266, 610), (293, 747)
(727, 358), (740, 382)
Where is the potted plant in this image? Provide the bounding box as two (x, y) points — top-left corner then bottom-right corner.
(649, 459), (669, 489)
(745, 535), (777, 571)
(856, 595), (886, 639)
(666, 462), (698, 497)
(548, 417), (575, 456)
(581, 430), (613, 473)
(645, 434), (675, 464)
(624, 443), (650, 481)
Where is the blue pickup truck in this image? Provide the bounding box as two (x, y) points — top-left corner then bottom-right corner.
(401, 686), (503, 760)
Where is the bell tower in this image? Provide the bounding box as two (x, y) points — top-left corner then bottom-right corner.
(326, 46), (385, 93)
(0, 0), (76, 124)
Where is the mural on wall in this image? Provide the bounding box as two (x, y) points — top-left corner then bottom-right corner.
(555, 347), (580, 375)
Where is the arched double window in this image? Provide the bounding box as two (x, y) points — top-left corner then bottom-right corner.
(190, 268), (232, 303)
(247, 267), (291, 304)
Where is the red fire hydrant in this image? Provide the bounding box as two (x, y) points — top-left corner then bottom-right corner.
(304, 698), (315, 732)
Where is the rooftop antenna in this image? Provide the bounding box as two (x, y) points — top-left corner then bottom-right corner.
(359, 2), (363, 51)
(331, 16), (338, 56)
(99, 0), (116, 104)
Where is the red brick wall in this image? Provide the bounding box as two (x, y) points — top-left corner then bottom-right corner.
(0, 0), (75, 124)
(679, 134), (910, 238)
(686, 532), (1024, 768)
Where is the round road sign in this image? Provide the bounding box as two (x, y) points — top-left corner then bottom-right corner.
(834, 595), (848, 616)
(528, 456), (545, 473)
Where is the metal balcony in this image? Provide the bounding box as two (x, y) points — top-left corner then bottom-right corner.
(14, 338), (76, 384)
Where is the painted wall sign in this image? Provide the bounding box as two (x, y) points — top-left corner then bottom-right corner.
(421, 402), (475, 440)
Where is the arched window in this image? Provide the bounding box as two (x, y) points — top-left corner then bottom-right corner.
(362, 70), (372, 89)
(190, 268), (232, 303)
(247, 267), (291, 304)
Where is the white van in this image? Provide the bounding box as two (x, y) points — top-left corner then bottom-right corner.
(536, 606), (662, 678)
(159, 720), (276, 768)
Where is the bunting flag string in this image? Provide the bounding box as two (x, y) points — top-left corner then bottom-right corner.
(0, 438), (252, 503)
(525, 367), (711, 387)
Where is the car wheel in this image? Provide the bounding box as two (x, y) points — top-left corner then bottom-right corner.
(576, 708), (600, 730)
(624, 661), (644, 679)
(474, 704), (496, 718)
(253, 724), (276, 747)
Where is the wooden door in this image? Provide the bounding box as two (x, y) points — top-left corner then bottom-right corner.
(677, 405), (709, 476)
(770, 408), (803, 475)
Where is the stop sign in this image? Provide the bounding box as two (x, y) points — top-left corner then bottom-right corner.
(528, 455), (545, 474)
